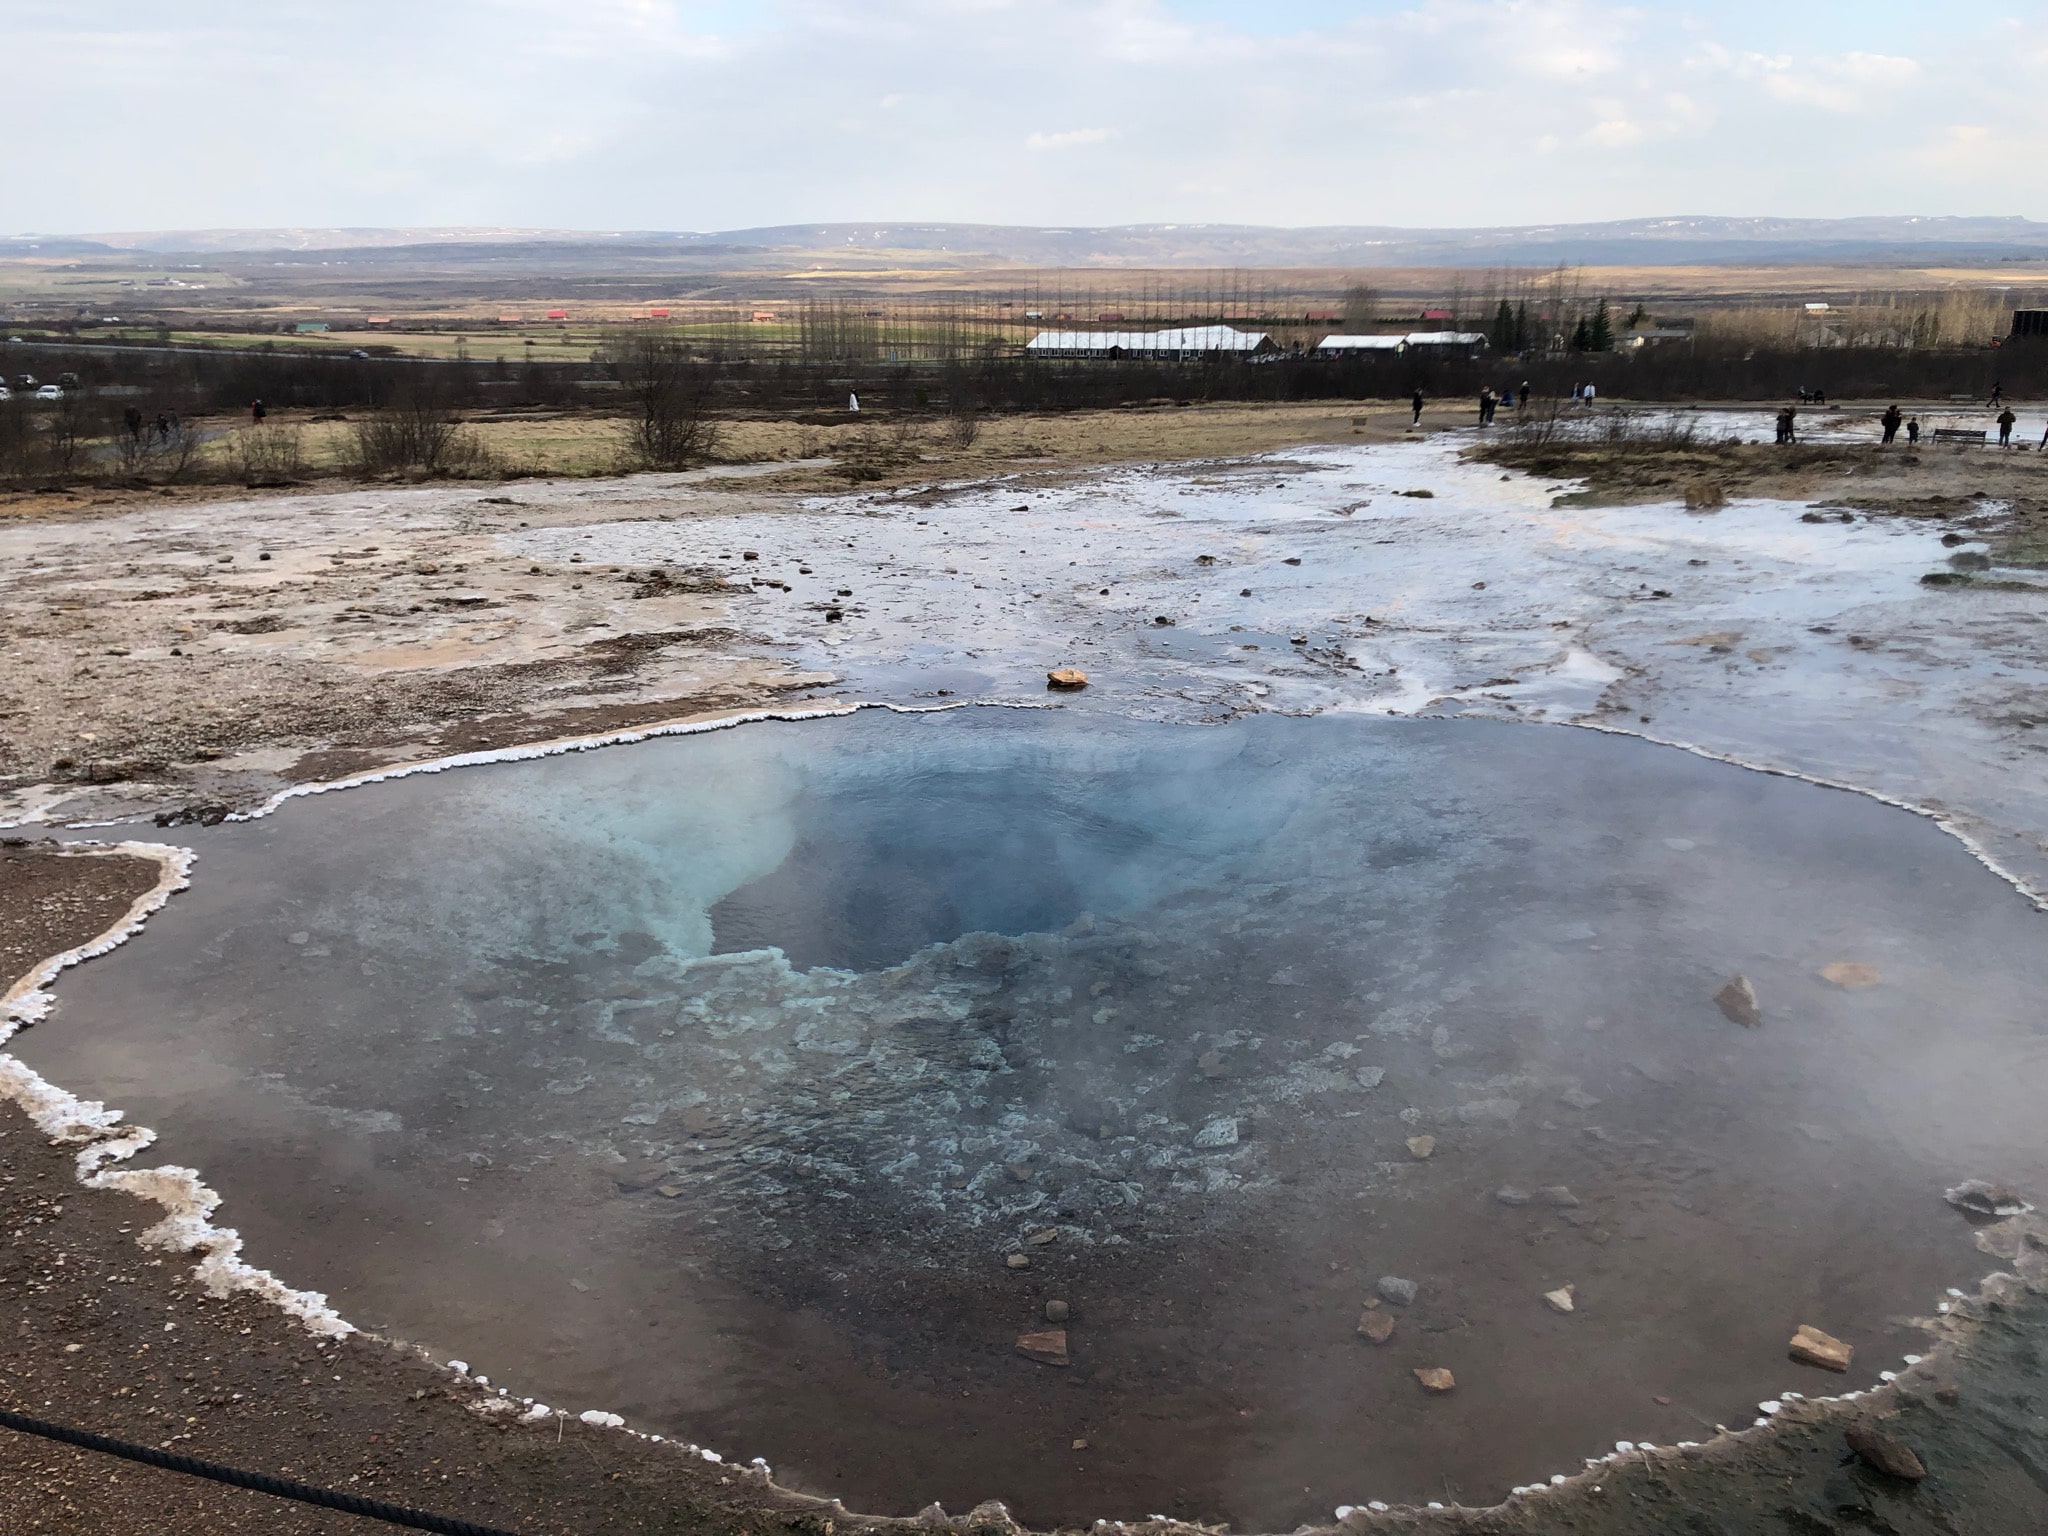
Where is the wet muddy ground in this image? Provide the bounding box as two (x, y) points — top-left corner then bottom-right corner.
(17, 709), (2048, 1529)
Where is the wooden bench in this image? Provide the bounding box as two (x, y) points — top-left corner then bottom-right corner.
(1931, 428), (1987, 444)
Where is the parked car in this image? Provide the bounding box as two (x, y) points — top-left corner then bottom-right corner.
(34, 384), (63, 401)
(0, 385), (12, 402)
(15, 374), (37, 389)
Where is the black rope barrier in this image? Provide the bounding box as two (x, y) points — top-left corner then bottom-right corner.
(0, 1405), (531, 1535)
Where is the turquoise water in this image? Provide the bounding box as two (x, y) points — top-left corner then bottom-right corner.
(31, 711), (2048, 1526)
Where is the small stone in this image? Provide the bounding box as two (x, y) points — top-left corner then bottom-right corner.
(1355, 1065), (1385, 1090)
(1197, 1050), (1229, 1080)
(1413, 1367), (1455, 1393)
(1495, 1187), (1531, 1207)
(1016, 1329), (1069, 1366)
(1006, 1253), (1032, 1270)
(654, 1181), (687, 1199)
(1357, 1310), (1395, 1344)
(1820, 961), (1882, 989)
(1713, 974), (1763, 1027)
(1071, 1438), (1088, 1450)
(1045, 1300), (1070, 1323)
(1788, 1324), (1854, 1373)
(1194, 1117), (1240, 1148)
(1025, 1228), (1058, 1246)
(1845, 1424), (1925, 1481)
(1047, 668), (1089, 690)
(1377, 1276), (1418, 1307)
(1405, 1135), (1435, 1160)
(1005, 1163), (1034, 1183)
(1543, 1286), (1576, 1314)
(1535, 1186), (1580, 1208)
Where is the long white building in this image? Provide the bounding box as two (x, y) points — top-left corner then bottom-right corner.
(1024, 325), (1276, 359)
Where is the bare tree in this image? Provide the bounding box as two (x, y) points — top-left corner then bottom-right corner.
(606, 331), (723, 469)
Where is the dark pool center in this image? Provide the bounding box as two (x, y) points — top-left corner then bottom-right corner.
(31, 709), (2048, 1528)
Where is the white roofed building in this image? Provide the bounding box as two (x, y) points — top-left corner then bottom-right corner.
(1314, 334), (1408, 354)
(1024, 325), (1275, 359)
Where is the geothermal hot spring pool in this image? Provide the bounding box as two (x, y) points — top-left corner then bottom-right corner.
(28, 708), (2048, 1528)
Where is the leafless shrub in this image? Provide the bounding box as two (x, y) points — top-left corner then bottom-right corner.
(349, 390), (492, 477)
(229, 423), (307, 483)
(605, 331), (723, 469)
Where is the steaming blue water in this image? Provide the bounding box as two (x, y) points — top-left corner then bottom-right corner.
(29, 710), (2048, 1526)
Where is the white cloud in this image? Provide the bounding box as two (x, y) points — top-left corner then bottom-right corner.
(0, 1), (2042, 232)
(1026, 127), (1116, 151)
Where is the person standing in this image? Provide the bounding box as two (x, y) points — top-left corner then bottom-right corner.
(1411, 389), (1425, 426)
(1880, 403), (1902, 445)
(1519, 379), (1531, 413)
(1998, 405), (2017, 448)
(1906, 415), (1920, 446)
(1583, 381), (1597, 408)
(1989, 381), (2004, 409)
(250, 398), (267, 425)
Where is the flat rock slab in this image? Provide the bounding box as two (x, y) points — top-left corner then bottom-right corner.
(1789, 1323), (1853, 1372)
(1413, 1367), (1455, 1393)
(1016, 1328), (1069, 1366)
(1356, 1310), (1395, 1344)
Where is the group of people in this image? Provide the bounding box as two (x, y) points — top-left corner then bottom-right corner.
(1878, 403), (1919, 446)
(120, 405), (182, 443)
(1471, 380), (1538, 426)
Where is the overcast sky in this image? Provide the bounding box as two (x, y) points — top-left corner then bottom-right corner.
(8, 0), (2046, 235)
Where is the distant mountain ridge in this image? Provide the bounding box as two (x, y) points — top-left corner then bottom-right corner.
(13, 216), (2048, 267)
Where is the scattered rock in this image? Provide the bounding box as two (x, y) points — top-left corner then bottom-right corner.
(1713, 974), (1763, 1028)
(1152, 615), (1175, 627)
(1535, 1186), (1580, 1209)
(1941, 532), (1967, 547)
(1005, 1163), (1034, 1183)
(1413, 1367), (1455, 1393)
(1496, 1188), (1531, 1207)
(1006, 1253), (1032, 1270)
(1405, 1135), (1435, 1160)
(1357, 1310), (1395, 1344)
(1071, 1438), (1088, 1450)
(1355, 1065), (1385, 1090)
(1945, 1180), (2033, 1218)
(1045, 1300), (1070, 1323)
(1801, 510), (1828, 524)
(1398, 489), (1436, 499)
(1788, 1324), (1854, 1372)
(1016, 1329), (1069, 1366)
(1948, 550), (1992, 571)
(1377, 1276), (1418, 1307)
(1194, 1117), (1240, 1148)
(1684, 481), (1727, 511)
(742, 551), (759, 561)
(1283, 557), (1302, 566)
(1845, 1424), (1926, 1481)
(1543, 1286), (1577, 1313)
(1046, 668), (1089, 690)
(1819, 961), (1882, 989)
(1196, 1050), (1229, 1080)
(1024, 1228), (1058, 1246)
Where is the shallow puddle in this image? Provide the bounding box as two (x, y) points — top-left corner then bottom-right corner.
(29, 710), (2048, 1528)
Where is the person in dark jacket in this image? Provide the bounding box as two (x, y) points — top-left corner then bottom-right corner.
(1880, 403), (1903, 445)
(1411, 390), (1425, 426)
